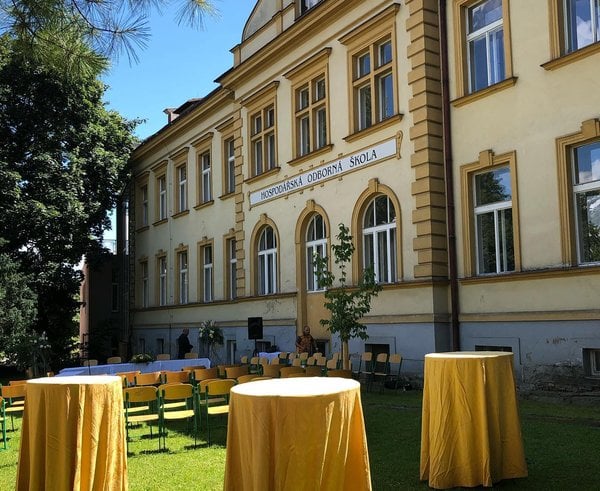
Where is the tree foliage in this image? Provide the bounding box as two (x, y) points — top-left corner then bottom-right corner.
(314, 223), (382, 368)
(0, 0), (216, 75)
(0, 36), (138, 369)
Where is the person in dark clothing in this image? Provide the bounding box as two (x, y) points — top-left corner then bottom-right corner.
(177, 328), (193, 359)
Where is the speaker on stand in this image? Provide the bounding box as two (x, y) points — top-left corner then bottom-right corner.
(248, 317), (263, 355)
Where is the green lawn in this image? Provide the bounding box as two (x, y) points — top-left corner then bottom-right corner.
(1, 388), (599, 490)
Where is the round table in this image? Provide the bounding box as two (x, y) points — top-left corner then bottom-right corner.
(17, 375), (127, 491)
(224, 377), (371, 491)
(420, 352), (528, 488)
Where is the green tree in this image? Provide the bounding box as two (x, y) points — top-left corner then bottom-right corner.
(313, 223), (382, 369)
(0, 0), (216, 75)
(0, 37), (138, 369)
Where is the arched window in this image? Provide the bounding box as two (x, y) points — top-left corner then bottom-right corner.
(362, 195), (397, 283)
(258, 226), (277, 295)
(305, 214), (327, 291)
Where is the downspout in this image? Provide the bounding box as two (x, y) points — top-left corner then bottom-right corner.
(439, 0), (460, 350)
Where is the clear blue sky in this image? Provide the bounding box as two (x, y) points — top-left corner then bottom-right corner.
(102, 1), (257, 240)
(103, 0), (257, 141)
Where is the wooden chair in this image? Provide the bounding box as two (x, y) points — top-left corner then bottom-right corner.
(1, 384), (26, 431)
(156, 353), (171, 361)
(83, 359), (98, 367)
(0, 396), (6, 449)
(326, 369), (353, 379)
(116, 371), (141, 387)
(162, 370), (191, 384)
(352, 352), (373, 384)
(236, 374), (258, 384)
(184, 352), (199, 359)
(305, 365), (323, 377)
(123, 386), (160, 452)
(261, 364), (281, 378)
(278, 352), (289, 364)
(158, 383), (199, 449)
(291, 358), (303, 367)
(279, 366), (305, 378)
(225, 365), (249, 379)
(270, 357), (280, 365)
(8, 380), (27, 386)
(249, 357), (261, 374)
(369, 353), (390, 392)
(316, 357), (327, 368)
(240, 355), (249, 365)
(299, 352), (309, 362)
(385, 354), (404, 391)
(134, 371), (162, 387)
(204, 379), (235, 446)
(192, 367), (219, 385)
(107, 356), (122, 364)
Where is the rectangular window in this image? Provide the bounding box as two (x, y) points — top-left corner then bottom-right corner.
(178, 251), (188, 304)
(158, 175), (167, 220)
(200, 151), (212, 203)
(225, 137), (235, 194)
(293, 75), (328, 158)
(564, 0), (600, 53)
(466, 0), (505, 93)
(176, 165), (187, 212)
(202, 245), (213, 302)
(352, 37), (394, 132)
(158, 256), (167, 306)
(227, 238), (237, 300)
(572, 141), (600, 264)
(140, 184), (148, 226)
(141, 261), (149, 308)
(250, 105), (277, 176)
(299, 0), (322, 14)
(473, 167), (515, 274)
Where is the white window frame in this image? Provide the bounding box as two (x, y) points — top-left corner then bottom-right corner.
(178, 251), (188, 304)
(473, 167), (514, 274)
(158, 256), (167, 306)
(228, 238), (237, 300)
(465, 0), (505, 93)
(158, 175), (167, 220)
(571, 141), (600, 264)
(141, 261), (149, 308)
(177, 165), (187, 212)
(201, 151), (212, 203)
(362, 195), (397, 284)
(258, 227), (277, 295)
(141, 184), (148, 226)
(306, 215), (327, 292)
(563, 0), (600, 53)
(203, 245), (213, 302)
(225, 138), (235, 194)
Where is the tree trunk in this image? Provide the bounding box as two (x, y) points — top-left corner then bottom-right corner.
(342, 340), (350, 370)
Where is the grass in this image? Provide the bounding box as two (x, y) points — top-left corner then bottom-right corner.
(1, 387), (599, 490)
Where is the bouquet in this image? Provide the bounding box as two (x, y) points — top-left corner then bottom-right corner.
(131, 353), (153, 363)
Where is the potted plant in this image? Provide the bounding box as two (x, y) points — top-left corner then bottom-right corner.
(198, 320), (224, 362)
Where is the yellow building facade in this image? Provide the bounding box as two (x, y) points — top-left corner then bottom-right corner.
(129, 0), (600, 386)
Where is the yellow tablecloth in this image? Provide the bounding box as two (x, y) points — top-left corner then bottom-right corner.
(420, 352), (527, 489)
(224, 377), (371, 491)
(16, 376), (127, 491)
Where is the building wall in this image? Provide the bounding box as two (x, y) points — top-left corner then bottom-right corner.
(126, 0), (600, 387)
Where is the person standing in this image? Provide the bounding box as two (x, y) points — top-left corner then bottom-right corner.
(177, 328), (193, 359)
(295, 325), (317, 355)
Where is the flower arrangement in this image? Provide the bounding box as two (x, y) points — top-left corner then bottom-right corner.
(198, 320), (224, 347)
(131, 353), (153, 363)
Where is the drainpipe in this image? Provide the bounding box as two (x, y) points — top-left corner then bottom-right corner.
(439, 0), (460, 351)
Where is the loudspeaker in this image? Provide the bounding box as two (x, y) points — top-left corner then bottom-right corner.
(248, 317), (263, 340)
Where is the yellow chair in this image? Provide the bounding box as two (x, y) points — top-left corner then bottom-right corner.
(305, 365), (323, 377)
(83, 359), (98, 367)
(134, 371), (162, 387)
(240, 355), (249, 365)
(316, 357), (327, 368)
(369, 353), (390, 392)
(184, 352), (199, 359)
(192, 367), (219, 385)
(278, 352), (289, 364)
(0, 396), (6, 449)
(299, 352), (309, 362)
(123, 386), (160, 451)
(270, 357), (280, 365)
(261, 364), (281, 378)
(116, 371), (141, 387)
(286, 372), (308, 378)
(204, 379), (235, 446)
(162, 370), (191, 384)
(291, 358), (302, 367)
(225, 365), (249, 379)
(249, 357), (261, 374)
(326, 369), (353, 379)
(1, 384), (26, 431)
(8, 380), (27, 386)
(236, 374), (258, 384)
(385, 354), (404, 391)
(279, 366), (305, 378)
(156, 353), (171, 360)
(107, 356), (122, 364)
(352, 352), (373, 383)
(158, 383), (199, 449)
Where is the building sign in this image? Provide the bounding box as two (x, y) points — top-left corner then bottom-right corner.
(249, 138), (397, 206)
